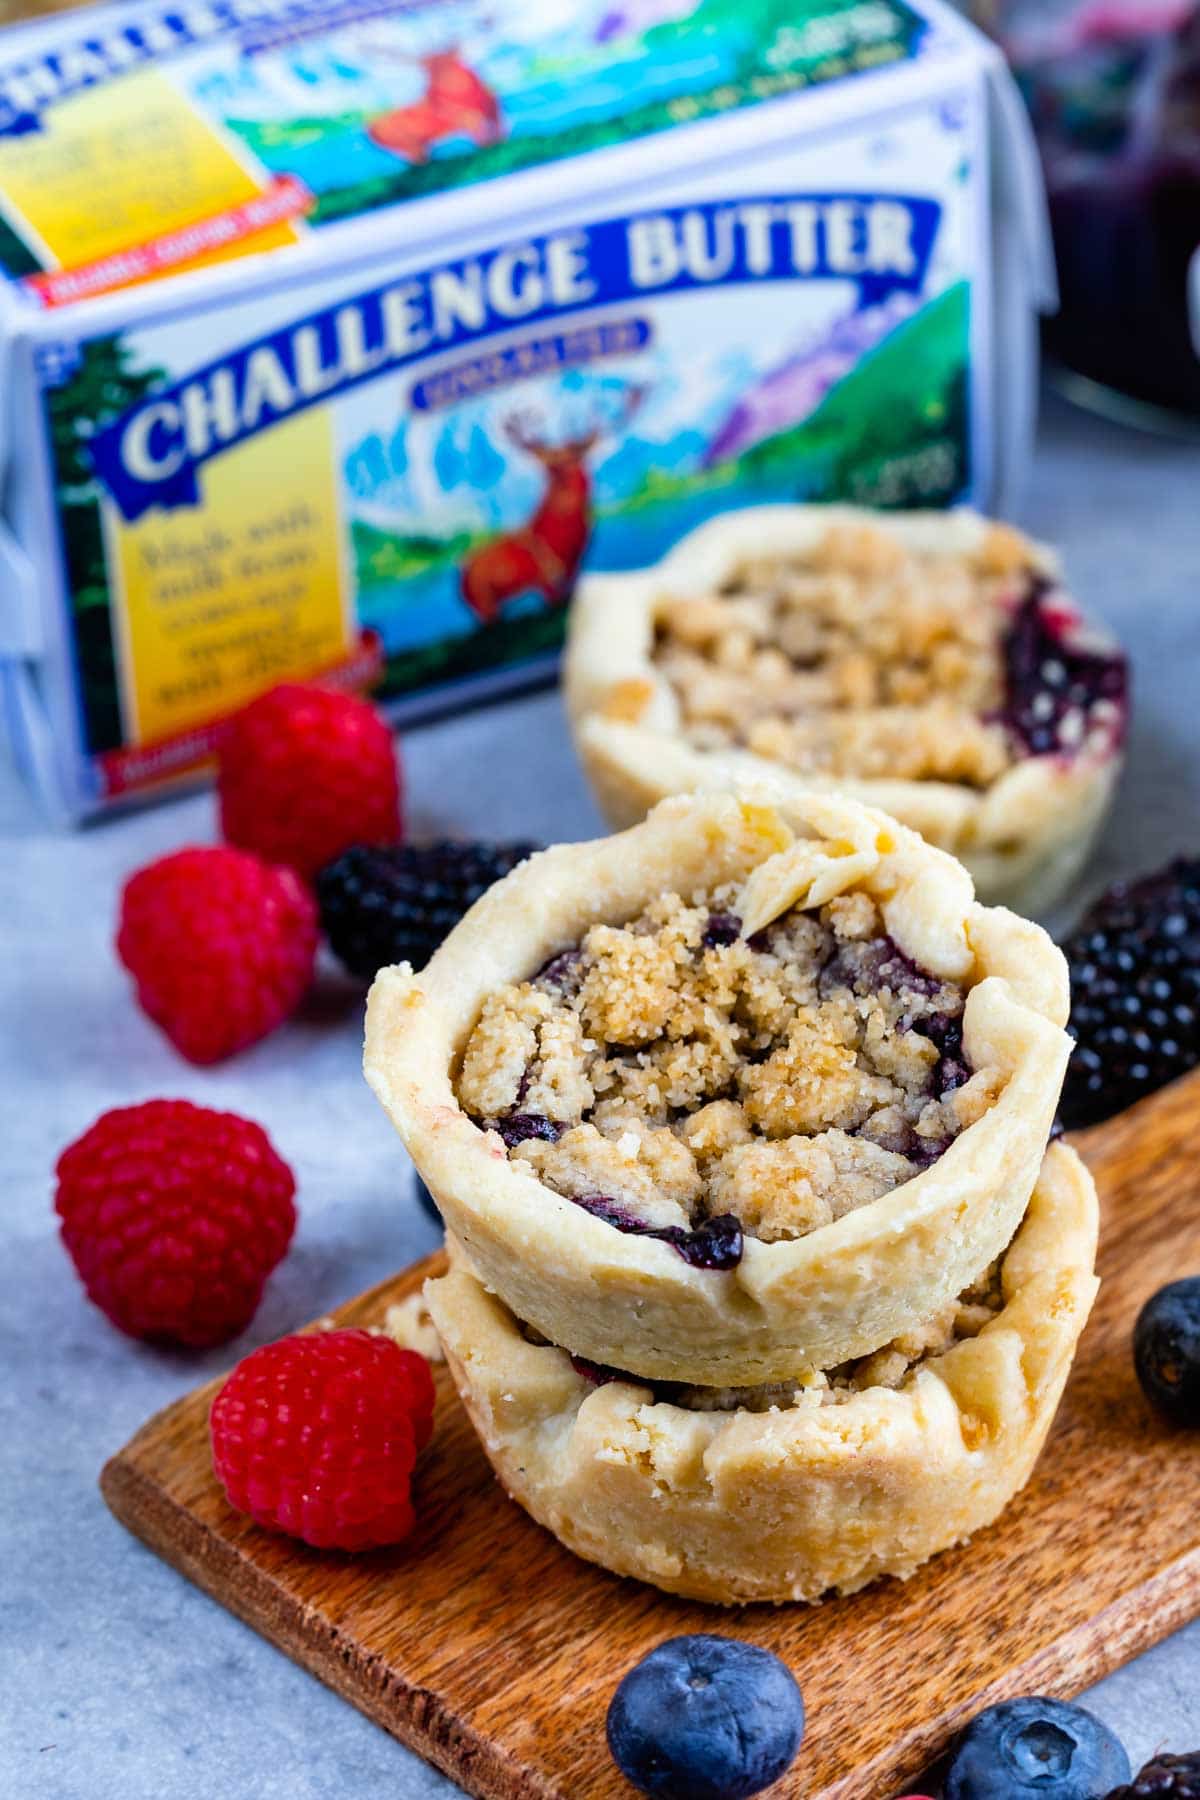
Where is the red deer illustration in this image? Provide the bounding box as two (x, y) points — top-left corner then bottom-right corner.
(461, 387), (646, 625)
(366, 48), (502, 163)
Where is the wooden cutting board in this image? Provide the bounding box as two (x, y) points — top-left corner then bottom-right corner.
(101, 1075), (1200, 1799)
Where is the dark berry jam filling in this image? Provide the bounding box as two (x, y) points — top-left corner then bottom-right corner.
(669, 1213), (745, 1271)
(819, 936), (945, 1005)
(569, 1355), (686, 1403)
(534, 948), (585, 993)
(913, 1011), (971, 1099)
(484, 1114), (568, 1150)
(1000, 578), (1128, 761)
(570, 1354), (640, 1387)
(571, 1193), (745, 1271)
(702, 911), (743, 948)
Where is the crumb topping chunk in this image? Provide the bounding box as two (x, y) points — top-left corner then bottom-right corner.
(455, 879), (1004, 1260)
(651, 524), (1126, 784)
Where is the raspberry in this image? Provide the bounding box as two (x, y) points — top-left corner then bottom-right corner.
(210, 1328), (435, 1550)
(55, 1100), (296, 1348)
(117, 845), (318, 1064)
(218, 682), (402, 880)
(316, 839), (540, 979)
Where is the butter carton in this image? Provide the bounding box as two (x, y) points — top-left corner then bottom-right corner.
(0, 0), (1053, 818)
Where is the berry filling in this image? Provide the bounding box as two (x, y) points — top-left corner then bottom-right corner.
(651, 520), (1126, 788)
(571, 1193), (744, 1270)
(456, 874), (1005, 1258)
(998, 578), (1128, 760)
(533, 947), (586, 992)
(484, 1114), (568, 1150)
(702, 911), (743, 948)
(914, 1010), (972, 1098)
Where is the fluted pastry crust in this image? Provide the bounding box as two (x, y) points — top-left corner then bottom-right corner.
(427, 1143), (1099, 1605)
(565, 506), (1125, 916)
(365, 791), (1071, 1384)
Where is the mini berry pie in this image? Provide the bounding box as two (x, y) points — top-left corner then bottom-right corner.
(425, 1143), (1098, 1605)
(565, 507), (1128, 915)
(365, 791), (1071, 1384)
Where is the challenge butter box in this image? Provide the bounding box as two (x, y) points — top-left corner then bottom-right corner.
(0, 0), (1053, 819)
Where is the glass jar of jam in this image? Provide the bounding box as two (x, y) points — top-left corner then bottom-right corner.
(965, 1), (1200, 428)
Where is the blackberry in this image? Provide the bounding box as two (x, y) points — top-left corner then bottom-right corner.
(1059, 857), (1200, 1130)
(316, 839), (540, 979)
(1107, 1753), (1200, 1798)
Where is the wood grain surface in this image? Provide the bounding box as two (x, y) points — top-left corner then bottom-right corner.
(101, 1075), (1200, 1799)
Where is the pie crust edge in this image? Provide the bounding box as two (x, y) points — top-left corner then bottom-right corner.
(364, 791), (1072, 1384)
(426, 1141), (1099, 1606)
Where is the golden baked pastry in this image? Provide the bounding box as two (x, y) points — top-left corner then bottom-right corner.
(365, 791), (1071, 1384)
(426, 1142), (1098, 1605)
(565, 506), (1128, 915)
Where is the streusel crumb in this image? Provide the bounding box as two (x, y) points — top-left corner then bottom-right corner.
(454, 880), (1002, 1247)
(383, 1293), (444, 1364)
(652, 525), (1027, 785)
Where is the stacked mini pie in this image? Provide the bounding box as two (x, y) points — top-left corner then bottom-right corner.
(565, 507), (1128, 917)
(365, 791), (1099, 1603)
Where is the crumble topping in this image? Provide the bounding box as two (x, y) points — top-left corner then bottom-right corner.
(382, 1292), (445, 1364)
(651, 522), (1126, 784)
(455, 881), (1004, 1257)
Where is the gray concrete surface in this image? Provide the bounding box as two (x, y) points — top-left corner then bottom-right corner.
(2, 392), (1198, 1798)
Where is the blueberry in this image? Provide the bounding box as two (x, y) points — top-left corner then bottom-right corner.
(606, 1635), (804, 1800)
(944, 1697), (1130, 1799)
(413, 1173), (441, 1225)
(1134, 1278), (1200, 1426)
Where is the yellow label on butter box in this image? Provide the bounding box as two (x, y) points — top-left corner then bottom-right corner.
(105, 406), (351, 747)
(0, 68), (301, 282)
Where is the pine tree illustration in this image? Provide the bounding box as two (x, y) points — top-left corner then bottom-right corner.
(45, 335), (166, 756)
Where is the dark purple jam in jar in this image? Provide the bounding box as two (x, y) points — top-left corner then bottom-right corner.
(981, 1), (1200, 425)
